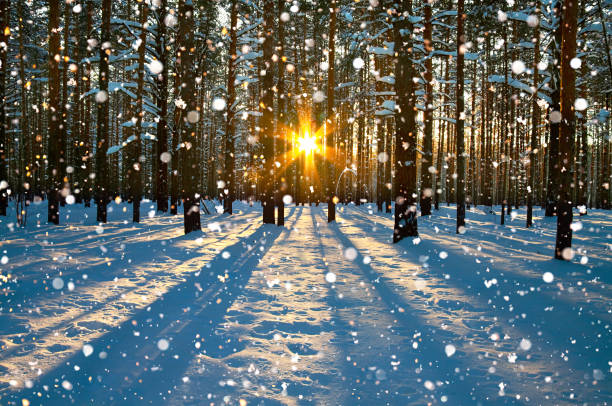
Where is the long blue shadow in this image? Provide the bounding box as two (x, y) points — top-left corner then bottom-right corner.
(4, 211), (295, 405)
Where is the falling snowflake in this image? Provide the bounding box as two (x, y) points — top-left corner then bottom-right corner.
(352, 57), (365, 70)
(212, 98), (226, 111)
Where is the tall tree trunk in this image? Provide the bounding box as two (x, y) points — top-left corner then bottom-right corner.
(155, 0), (169, 212)
(326, 0), (337, 222)
(60, 1), (70, 205)
(375, 55), (384, 212)
(276, 0), (286, 226)
(527, 4), (540, 228)
(455, 0), (466, 232)
(131, 0), (147, 223)
(501, 23), (509, 224)
(469, 47), (476, 208)
(72, 4), (82, 203)
(484, 35), (494, 210)
(546, 1), (562, 217)
(555, 0), (578, 259)
(17, 0), (29, 210)
(170, 68), (180, 215)
(420, 1), (433, 216)
(478, 41), (486, 208)
(82, 0), (93, 207)
(384, 117), (392, 213)
(261, 0), (275, 224)
(393, 0), (418, 242)
(95, 0), (111, 223)
(0, 0), (9, 215)
(177, 0), (200, 233)
(578, 62), (588, 215)
(435, 57), (449, 210)
(224, 0), (237, 215)
(48, 0), (62, 224)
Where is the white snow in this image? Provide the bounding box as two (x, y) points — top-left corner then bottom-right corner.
(0, 202), (610, 404)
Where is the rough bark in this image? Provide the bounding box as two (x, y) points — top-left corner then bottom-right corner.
(276, 0), (285, 226)
(455, 0), (466, 232)
(82, 0), (94, 207)
(178, 0), (201, 234)
(546, 1), (562, 217)
(60, 1), (70, 202)
(326, 0), (337, 222)
(0, 0), (9, 215)
(420, 2), (433, 216)
(555, 0), (577, 260)
(224, 0), (237, 215)
(155, 0), (169, 212)
(94, 0), (111, 223)
(261, 0), (275, 224)
(48, 0), (62, 224)
(527, 5), (540, 228)
(131, 1), (147, 223)
(393, 0), (418, 242)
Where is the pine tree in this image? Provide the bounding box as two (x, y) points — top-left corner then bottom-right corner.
(224, 0), (238, 215)
(326, 0), (337, 222)
(155, 0), (169, 213)
(555, 0), (578, 259)
(261, 0), (276, 224)
(420, 0), (433, 216)
(455, 0), (466, 233)
(527, 3), (540, 228)
(0, 0), (9, 216)
(178, 0), (201, 234)
(393, 0), (418, 242)
(47, 0), (61, 224)
(95, 0), (111, 223)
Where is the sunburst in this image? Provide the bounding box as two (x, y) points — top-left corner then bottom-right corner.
(297, 130), (319, 156)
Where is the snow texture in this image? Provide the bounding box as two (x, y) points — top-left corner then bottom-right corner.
(0, 201), (610, 405)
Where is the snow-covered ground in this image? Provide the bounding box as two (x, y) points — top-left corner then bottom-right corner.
(0, 200), (610, 405)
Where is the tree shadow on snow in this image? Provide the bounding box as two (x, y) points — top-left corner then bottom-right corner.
(5, 221), (285, 406)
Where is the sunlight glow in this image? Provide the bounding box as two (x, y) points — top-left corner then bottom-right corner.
(297, 131), (319, 155)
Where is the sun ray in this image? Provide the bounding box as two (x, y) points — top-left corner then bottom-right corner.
(297, 130), (319, 155)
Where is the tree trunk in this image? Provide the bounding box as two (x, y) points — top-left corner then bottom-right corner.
(578, 63), (588, 215)
(155, 0), (169, 212)
(469, 43), (477, 209)
(131, 0), (147, 223)
(276, 0), (286, 226)
(0, 0), (9, 215)
(455, 0), (466, 232)
(60, 1), (70, 205)
(527, 5), (540, 228)
(82, 0), (94, 207)
(393, 0), (418, 242)
(326, 0), (337, 222)
(501, 23), (509, 225)
(224, 0), (237, 215)
(420, 2), (433, 216)
(94, 0), (111, 223)
(177, 0), (200, 233)
(546, 2), (562, 217)
(435, 60), (448, 210)
(261, 0), (275, 224)
(484, 35), (493, 210)
(170, 45), (180, 215)
(71, 3), (83, 203)
(17, 0), (30, 211)
(48, 0), (61, 224)
(555, 0), (577, 260)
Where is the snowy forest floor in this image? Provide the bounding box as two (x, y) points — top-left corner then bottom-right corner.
(0, 200), (610, 405)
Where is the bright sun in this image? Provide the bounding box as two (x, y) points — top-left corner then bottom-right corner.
(297, 131), (318, 155)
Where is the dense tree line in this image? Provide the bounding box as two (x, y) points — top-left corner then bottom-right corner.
(0, 0), (609, 260)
